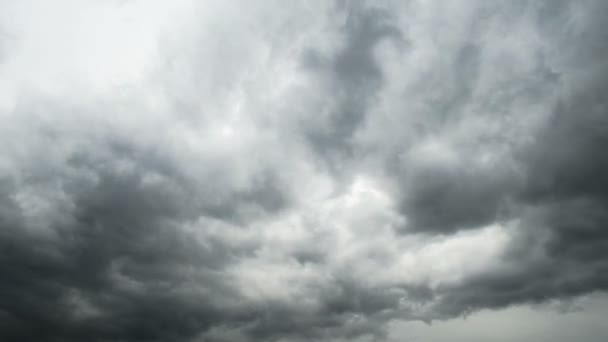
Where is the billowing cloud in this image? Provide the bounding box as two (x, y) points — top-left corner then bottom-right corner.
(1, 1), (608, 341)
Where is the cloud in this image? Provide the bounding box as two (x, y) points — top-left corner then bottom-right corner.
(398, 0), (608, 319)
(1, 1), (608, 341)
(300, 1), (405, 168)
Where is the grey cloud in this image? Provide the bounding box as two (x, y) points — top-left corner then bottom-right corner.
(0, 100), (297, 341)
(407, 0), (608, 318)
(301, 2), (405, 167)
(521, 82), (608, 203)
(391, 1), (560, 235)
(431, 202), (608, 319)
(2, 0), (608, 341)
(0, 101), (418, 342)
(397, 145), (519, 233)
(0, 140), (243, 341)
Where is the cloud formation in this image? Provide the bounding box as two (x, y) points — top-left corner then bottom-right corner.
(1, 0), (608, 341)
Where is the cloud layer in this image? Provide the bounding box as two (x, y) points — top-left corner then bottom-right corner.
(1, 0), (608, 341)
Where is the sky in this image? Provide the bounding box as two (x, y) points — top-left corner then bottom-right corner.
(1, 1), (608, 341)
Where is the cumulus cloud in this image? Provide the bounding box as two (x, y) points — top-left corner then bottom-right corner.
(1, 0), (608, 341)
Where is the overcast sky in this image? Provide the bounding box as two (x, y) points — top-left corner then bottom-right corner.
(1, 1), (608, 341)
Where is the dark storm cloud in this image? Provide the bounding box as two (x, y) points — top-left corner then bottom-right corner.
(385, 6), (520, 234)
(0, 99), (301, 341)
(406, 0), (608, 319)
(430, 200), (608, 319)
(302, 2), (405, 166)
(397, 146), (518, 234)
(521, 81), (608, 203)
(392, 1), (561, 235)
(2, 0), (608, 341)
(0, 135), (244, 341)
(0, 103), (415, 342)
